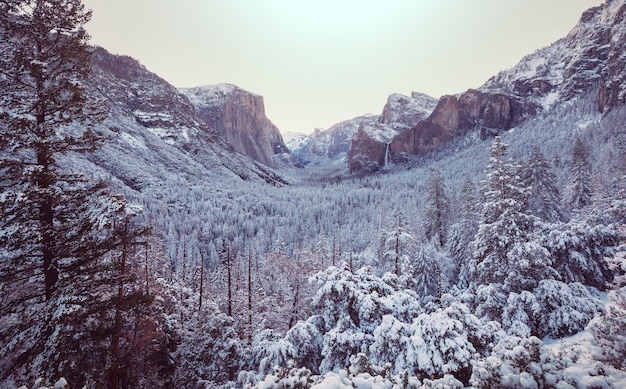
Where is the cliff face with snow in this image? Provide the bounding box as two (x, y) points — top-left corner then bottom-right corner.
(88, 47), (286, 191)
(345, 0), (626, 172)
(481, 0), (626, 113)
(180, 84), (293, 168)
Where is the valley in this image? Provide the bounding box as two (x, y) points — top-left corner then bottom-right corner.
(1, 0), (626, 388)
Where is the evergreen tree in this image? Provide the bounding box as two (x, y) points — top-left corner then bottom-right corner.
(403, 242), (445, 300)
(380, 206), (415, 276)
(471, 137), (533, 287)
(0, 1), (156, 385)
(522, 146), (563, 222)
(423, 168), (450, 247)
(0, 0), (103, 300)
(567, 138), (593, 210)
(448, 179), (480, 286)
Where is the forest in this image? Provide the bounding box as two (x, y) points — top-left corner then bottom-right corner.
(1, 1), (626, 388)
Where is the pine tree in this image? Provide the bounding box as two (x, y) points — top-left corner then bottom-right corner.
(471, 137), (533, 286)
(448, 179), (480, 287)
(0, 0), (104, 300)
(567, 138), (593, 210)
(380, 206), (415, 276)
(0, 1), (153, 385)
(522, 146), (563, 222)
(423, 168), (450, 247)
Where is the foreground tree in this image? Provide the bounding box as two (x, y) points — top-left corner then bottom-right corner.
(471, 137), (533, 287)
(0, 1), (160, 386)
(0, 0), (103, 300)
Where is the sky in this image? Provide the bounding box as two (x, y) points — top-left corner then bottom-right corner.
(81, 0), (601, 136)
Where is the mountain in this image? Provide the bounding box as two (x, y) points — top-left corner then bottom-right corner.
(348, 0), (626, 172)
(291, 115), (376, 166)
(180, 84), (298, 168)
(481, 0), (626, 113)
(88, 47), (287, 190)
(293, 92), (437, 168)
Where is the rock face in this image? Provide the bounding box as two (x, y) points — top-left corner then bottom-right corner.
(348, 121), (395, 173)
(391, 90), (535, 156)
(380, 92), (438, 131)
(180, 84), (291, 168)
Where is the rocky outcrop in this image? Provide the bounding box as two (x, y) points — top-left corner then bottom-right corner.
(598, 0), (626, 112)
(391, 90), (535, 156)
(181, 84), (291, 168)
(348, 121), (395, 173)
(380, 92), (438, 131)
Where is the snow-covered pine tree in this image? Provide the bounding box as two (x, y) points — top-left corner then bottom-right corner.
(380, 206), (416, 276)
(403, 242), (446, 301)
(522, 146), (563, 222)
(0, 1), (156, 385)
(448, 179), (480, 286)
(423, 168), (451, 247)
(0, 0), (105, 300)
(471, 137), (533, 287)
(567, 138), (593, 210)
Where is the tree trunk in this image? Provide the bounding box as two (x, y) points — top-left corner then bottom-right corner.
(227, 245), (232, 317)
(37, 147), (58, 301)
(110, 216), (129, 389)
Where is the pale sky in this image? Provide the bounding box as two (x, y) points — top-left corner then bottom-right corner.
(82, 0), (600, 135)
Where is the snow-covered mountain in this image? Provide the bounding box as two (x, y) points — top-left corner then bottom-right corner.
(180, 84), (298, 168)
(345, 0), (626, 172)
(88, 47), (287, 191)
(291, 115), (376, 166)
(481, 0), (626, 113)
(292, 92), (437, 168)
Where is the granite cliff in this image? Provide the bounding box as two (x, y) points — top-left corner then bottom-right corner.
(180, 84), (294, 168)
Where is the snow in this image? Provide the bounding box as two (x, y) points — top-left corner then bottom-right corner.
(119, 131), (146, 149)
(179, 83), (260, 109)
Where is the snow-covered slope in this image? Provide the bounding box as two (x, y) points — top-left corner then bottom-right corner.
(481, 0), (626, 112)
(88, 47), (286, 192)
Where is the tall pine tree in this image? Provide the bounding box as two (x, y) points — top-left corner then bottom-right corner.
(567, 138), (593, 210)
(0, 1), (147, 385)
(471, 137), (533, 287)
(0, 0), (104, 300)
(522, 146), (563, 222)
(423, 168), (450, 247)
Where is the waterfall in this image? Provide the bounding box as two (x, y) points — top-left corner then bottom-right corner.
(384, 143), (389, 166)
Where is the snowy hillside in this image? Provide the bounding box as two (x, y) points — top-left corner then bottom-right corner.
(481, 0), (626, 112)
